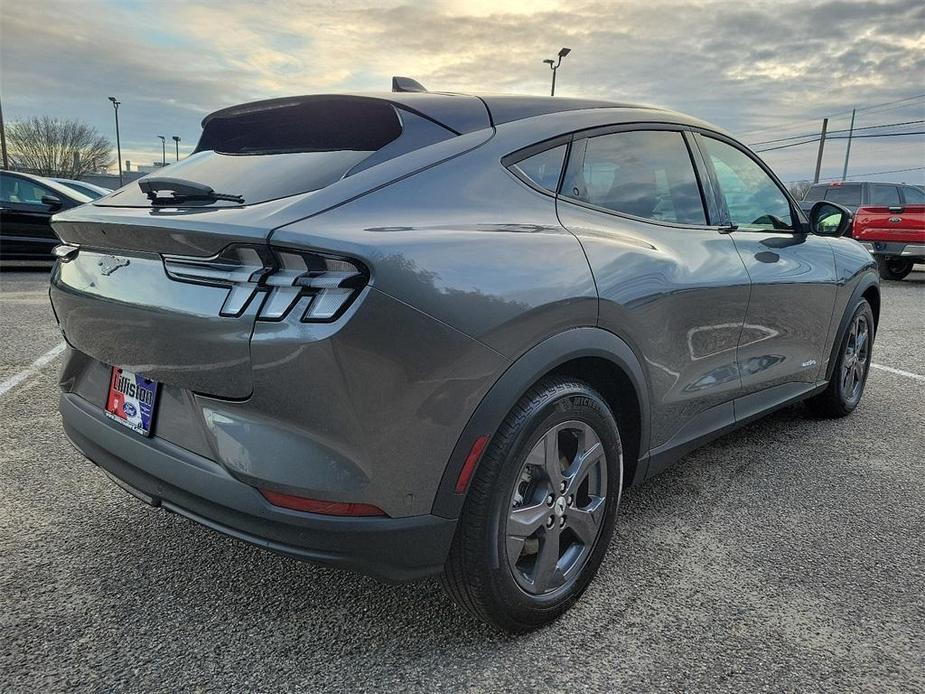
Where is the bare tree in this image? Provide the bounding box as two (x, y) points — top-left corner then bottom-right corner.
(7, 116), (113, 178)
(788, 180), (813, 201)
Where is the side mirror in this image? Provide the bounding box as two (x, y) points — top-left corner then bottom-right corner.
(809, 200), (852, 237)
(41, 194), (63, 210)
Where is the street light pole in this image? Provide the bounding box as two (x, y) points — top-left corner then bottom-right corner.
(172, 136), (181, 162)
(108, 97), (123, 186)
(158, 136), (166, 166)
(543, 47), (571, 96)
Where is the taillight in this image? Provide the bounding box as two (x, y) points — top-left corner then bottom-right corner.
(163, 244), (369, 323)
(259, 489), (386, 516)
(265, 249), (368, 322)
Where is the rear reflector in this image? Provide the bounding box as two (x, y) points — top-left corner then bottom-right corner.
(260, 489), (386, 517)
(455, 434), (491, 494)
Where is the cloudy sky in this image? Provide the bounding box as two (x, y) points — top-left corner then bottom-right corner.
(2, 0), (924, 184)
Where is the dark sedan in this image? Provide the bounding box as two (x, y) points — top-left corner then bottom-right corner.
(1, 170), (92, 261)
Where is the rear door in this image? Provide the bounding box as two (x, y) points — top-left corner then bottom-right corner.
(695, 134), (837, 400)
(554, 125), (750, 462)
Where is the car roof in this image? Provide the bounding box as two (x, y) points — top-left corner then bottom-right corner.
(201, 91), (685, 136)
(0, 169), (93, 202)
(52, 177), (112, 194)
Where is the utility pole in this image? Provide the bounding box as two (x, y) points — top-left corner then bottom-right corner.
(158, 136), (166, 166)
(108, 97), (123, 186)
(813, 117), (828, 184)
(841, 108), (856, 181)
(0, 93), (8, 170)
(543, 47), (571, 96)
(172, 136), (181, 161)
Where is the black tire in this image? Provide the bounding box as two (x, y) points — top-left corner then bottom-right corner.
(805, 298), (875, 418)
(877, 256), (913, 281)
(441, 377), (623, 632)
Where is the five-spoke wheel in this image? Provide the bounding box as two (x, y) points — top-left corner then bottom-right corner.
(506, 421), (607, 596)
(442, 378), (622, 631)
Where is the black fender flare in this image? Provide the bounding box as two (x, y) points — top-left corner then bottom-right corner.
(431, 327), (650, 519)
(824, 271), (879, 382)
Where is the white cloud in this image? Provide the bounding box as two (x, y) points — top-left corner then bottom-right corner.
(1, 0), (923, 181)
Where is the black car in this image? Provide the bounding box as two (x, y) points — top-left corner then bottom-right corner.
(0, 171), (92, 261)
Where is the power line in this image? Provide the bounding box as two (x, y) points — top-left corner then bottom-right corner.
(747, 119), (925, 146)
(792, 165), (925, 184)
(754, 130), (925, 153)
(735, 93), (925, 137)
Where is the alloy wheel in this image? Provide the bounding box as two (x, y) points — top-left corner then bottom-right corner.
(841, 313), (870, 404)
(505, 421), (608, 596)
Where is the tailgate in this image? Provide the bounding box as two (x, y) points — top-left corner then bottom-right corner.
(50, 243), (266, 399)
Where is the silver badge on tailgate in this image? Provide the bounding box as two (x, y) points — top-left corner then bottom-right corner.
(98, 255), (130, 276)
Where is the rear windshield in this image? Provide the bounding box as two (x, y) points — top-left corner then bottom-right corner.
(100, 97), (450, 208)
(803, 185), (827, 202)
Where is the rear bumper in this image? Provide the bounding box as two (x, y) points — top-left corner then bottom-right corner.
(60, 392), (457, 583)
(860, 241), (925, 259)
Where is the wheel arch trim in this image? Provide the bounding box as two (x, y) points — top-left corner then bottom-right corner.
(825, 272), (879, 383)
(431, 327), (650, 519)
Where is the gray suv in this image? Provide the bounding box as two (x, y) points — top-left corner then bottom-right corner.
(50, 87), (879, 631)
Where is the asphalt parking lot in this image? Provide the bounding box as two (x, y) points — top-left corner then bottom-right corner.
(1, 267), (923, 693)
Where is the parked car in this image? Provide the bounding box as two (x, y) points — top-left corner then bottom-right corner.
(0, 170), (92, 261)
(49, 87), (879, 631)
(52, 177), (112, 200)
(849, 187), (925, 280)
(800, 180), (925, 216)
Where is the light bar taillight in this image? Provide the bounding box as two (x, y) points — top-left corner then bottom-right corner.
(163, 245), (368, 323)
(260, 489), (386, 517)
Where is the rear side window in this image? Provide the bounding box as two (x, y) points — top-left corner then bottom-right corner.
(511, 145), (566, 192)
(903, 186), (925, 204)
(823, 184), (861, 206)
(868, 184), (900, 207)
(701, 137), (794, 230)
(101, 97), (455, 208)
(561, 130), (706, 224)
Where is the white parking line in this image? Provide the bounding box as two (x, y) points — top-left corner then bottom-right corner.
(870, 363), (925, 382)
(0, 342), (67, 398)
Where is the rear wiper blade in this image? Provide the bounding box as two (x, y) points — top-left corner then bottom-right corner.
(138, 176), (244, 205)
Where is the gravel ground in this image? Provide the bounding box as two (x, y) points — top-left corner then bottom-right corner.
(1, 267), (923, 693)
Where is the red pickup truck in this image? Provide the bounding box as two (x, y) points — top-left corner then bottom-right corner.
(802, 181), (925, 280)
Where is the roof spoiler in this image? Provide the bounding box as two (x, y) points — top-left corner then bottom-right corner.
(392, 76), (427, 93)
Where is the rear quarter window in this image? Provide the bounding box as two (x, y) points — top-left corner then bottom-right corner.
(510, 145), (567, 192)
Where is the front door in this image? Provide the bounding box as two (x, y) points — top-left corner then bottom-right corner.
(695, 134), (837, 398)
